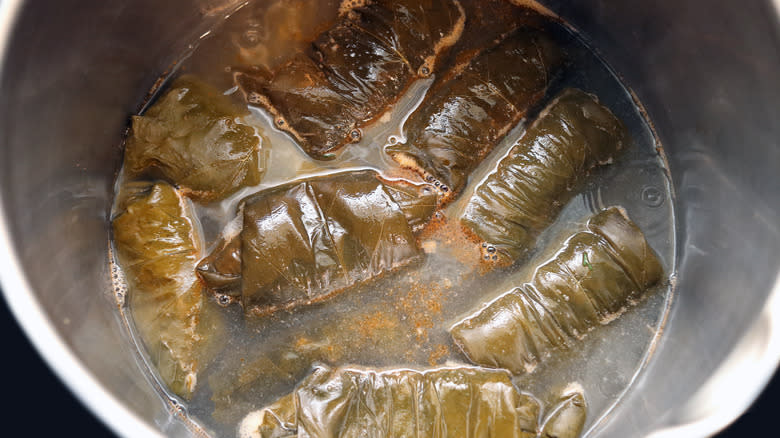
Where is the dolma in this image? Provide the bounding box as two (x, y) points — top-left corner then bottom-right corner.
(197, 170), (438, 317)
(238, 365), (540, 438)
(386, 27), (564, 198)
(111, 182), (206, 399)
(541, 390), (587, 438)
(124, 75), (265, 202)
(450, 207), (663, 374)
(233, 0), (466, 160)
(450, 0), (556, 61)
(461, 88), (628, 262)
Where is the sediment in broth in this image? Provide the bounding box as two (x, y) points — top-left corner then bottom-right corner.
(109, 1), (675, 436)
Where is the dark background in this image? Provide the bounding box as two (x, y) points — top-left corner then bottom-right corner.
(1, 295), (775, 437)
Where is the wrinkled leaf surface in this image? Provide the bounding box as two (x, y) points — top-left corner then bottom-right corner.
(234, 0), (465, 159)
(461, 88), (628, 261)
(451, 207), (663, 374)
(124, 75), (264, 202)
(541, 391), (587, 438)
(387, 27), (563, 197)
(198, 170), (437, 317)
(112, 182), (205, 398)
(240, 365), (540, 438)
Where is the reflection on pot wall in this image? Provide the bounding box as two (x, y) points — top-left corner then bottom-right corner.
(0, 1), (777, 437)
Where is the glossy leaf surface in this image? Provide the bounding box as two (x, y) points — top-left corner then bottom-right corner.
(112, 182), (205, 399)
(234, 0), (465, 160)
(387, 27), (563, 197)
(451, 207), (663, 374)
(541, 391), (588, 438)
(124, 75), (264, 202)
(461, 88), (628, 261)
(239, 365), (540, 438)
(197, 170), (437, 317)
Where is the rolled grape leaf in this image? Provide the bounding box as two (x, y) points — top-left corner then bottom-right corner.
(461, 88), (628, 262)
(123, 75), (265, 202)
(238, 365), (540, 438)
(197, 234), (242, 301)
(197, 170), (438, 317)
(111, 182), (207, 399)
(387, 27), (564, 198)
(541, 389), (587, 438)
(233, 0), (466, 160)
(449, 0), (557, 61)
(451, 207), (663, 375)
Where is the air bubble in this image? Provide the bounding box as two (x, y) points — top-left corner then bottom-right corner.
(169, 398), (187, 416)
(276, 118), (285, 127)
(349, 129), (362, 142)
(641, 186), (664, 208)
(217, 295), (232, 306)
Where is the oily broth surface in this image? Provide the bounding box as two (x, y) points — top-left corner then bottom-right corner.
(110, 1), (676, 436)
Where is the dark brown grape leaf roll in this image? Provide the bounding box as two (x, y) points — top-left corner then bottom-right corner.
(461, 88), (628, 262)
(123, 76), (265, 202)
(233, 0), (466, 160)
(451, 207), (663, 375)
(386, 27), (564, 198)
(197, 170), (438, 317)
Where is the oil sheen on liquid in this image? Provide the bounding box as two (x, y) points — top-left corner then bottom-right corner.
(110, 1), (676, 436)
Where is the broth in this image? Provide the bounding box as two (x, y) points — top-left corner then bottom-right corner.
(110, 1), (676, 436)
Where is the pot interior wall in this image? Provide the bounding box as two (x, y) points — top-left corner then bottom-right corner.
(0, 0), (777, 436)
(543, 1), (780, 435)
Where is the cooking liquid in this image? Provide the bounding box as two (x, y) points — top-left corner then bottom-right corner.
(110, 1), (676, 436)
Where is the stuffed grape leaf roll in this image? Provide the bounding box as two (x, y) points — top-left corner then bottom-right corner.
(197, 170), (438, 317)
(123, 75), (266, 202)
(450, 207), (663, 374)
(233, 0), (466, 160)
(541, 389), (588, 438)
(386, 27), (564, 198)
(450, 0), (557, 62)
(238, 365), (541, 438)
(111, 182), (207, 399)
(461, 88), (628, 262)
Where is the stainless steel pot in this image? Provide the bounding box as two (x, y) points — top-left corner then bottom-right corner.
(0, 0), (777, 437)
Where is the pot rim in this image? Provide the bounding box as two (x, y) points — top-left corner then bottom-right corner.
(0, 1), (778, 437)
(0, 2), (164, 437)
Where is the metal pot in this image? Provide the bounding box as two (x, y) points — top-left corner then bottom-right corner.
(0, 0), (777, 436)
